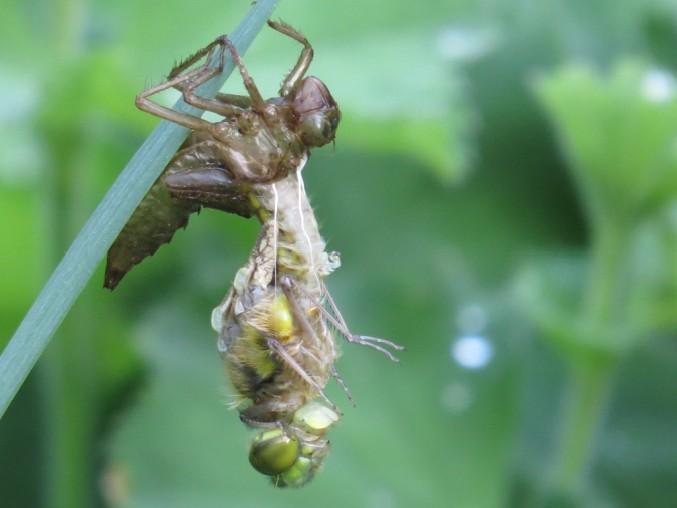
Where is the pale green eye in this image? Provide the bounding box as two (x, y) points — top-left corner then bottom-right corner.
(276, 456), (313, 488)
(249, 429), (299, 476)
(293, 402), (339, 434)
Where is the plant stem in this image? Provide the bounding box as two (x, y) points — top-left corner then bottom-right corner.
(551, 358), (615, 496)
(41, 320), (95, 508)
(39, 1), (96, 506)
(0, 0), (281, 419)
(550, 218), (630, 498)
(584, 218), (630, 326)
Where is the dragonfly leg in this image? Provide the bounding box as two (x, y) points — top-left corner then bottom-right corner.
(167, 38), (253, 110)
(331, 366), (355, 407)
(265, 337), (338, 413)
(136, 35), (258, 127)
(267, 20), (314, 97)
(173, 42), (253, 118)
(279, 279), (323, 350)
(212, 93), (252, 109)
(320, 281), (404, 362)
(279, 277), (354, 404)
(167, 37), (225, 79)
(216, 35), (268, 116)
(281, 276), (404, 362)
(179, 68), (245, 118)
(135, 67), (212, 130)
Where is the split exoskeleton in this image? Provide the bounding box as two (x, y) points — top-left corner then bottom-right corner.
(105, 20), (403, 487)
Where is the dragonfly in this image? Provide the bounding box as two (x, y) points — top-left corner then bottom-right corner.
(105, 20), (403, 487)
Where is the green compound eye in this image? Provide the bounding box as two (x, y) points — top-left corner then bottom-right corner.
(249, 429), (300, 476)
(276, 456), (313, 488)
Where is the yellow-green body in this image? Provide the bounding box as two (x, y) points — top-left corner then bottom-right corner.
(211, 164), (340, 422)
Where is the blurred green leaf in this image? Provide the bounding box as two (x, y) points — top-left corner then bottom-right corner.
(536, 61), (677, 223)
(0, 189), (40, 344)
(642, 2), (677, 73)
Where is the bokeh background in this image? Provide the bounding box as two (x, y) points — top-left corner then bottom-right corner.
(2, 0), (677, 507)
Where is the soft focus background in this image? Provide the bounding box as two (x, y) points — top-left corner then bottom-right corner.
(2, 0), (677, 507)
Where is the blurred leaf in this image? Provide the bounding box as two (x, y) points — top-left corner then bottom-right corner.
(0, 189), (40, 345)
(642, 2), (677, 73)
(515, 255), (636, 358)
(536, 61), (677, 223)
(339, 115), (463, 184)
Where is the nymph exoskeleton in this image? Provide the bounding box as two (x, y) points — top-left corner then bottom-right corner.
(105, 20), (403, 487)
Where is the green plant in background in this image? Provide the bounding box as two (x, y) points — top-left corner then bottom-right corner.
(3, 0), (677, 507)
(528, 61), (677, 504)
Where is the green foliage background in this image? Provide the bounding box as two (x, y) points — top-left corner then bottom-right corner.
(1, 0), (677, 507)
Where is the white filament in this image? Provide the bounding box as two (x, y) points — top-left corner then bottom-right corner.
(272, 183), (279, 294)
(297, 168), (321, 290)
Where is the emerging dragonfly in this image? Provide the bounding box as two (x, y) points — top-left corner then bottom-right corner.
(105, 20), (403, 487)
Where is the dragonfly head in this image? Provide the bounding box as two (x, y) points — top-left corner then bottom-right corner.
(248, 402), (340, 487)
(291, 76), (341, 148)
(249, 428), (300, 476)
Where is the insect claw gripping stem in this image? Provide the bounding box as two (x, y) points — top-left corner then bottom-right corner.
(168, 34), (229, 81)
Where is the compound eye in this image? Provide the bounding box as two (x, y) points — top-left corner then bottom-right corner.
(293, 402), (340, 434)
(249, 429), (299, 476)
(276, 456), (314, 488)
(298, 111), (339, 147)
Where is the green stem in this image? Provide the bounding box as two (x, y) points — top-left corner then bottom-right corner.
(551, 358), (615, 496)
(40, 133), (98, 508)
(0, 0), (280, 419)
(550, 218), (630, 498)
(54, 0), (84, 59)
(41, 322), (95, 508)
(40, 1), (94, 506)
(584, 219), (630, 325)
